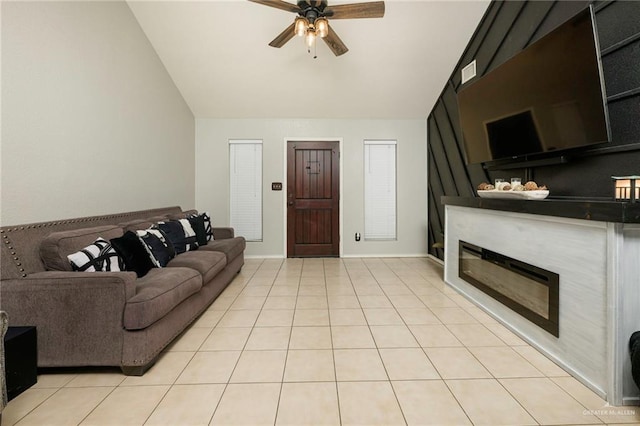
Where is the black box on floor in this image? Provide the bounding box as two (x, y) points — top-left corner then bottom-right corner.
(4, 326), (38, 400)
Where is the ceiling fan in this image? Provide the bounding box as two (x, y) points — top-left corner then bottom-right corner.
(249, 0), (385, 57)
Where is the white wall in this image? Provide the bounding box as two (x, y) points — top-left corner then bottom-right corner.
(196, 119), (428, 258)
(1, 1), (195, 226)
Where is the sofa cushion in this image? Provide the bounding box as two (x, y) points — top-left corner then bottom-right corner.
(67, 238), (124, 272)
(110, 231), (155, 278)
(168, 209), (198, 220)
(199, 237), (246, 263)
(118, 215), (169, 233)
(119, 219), (153, 233)
(124, 267), (202, 330)
(40, 225), (123, 271)
(167, 251), (226, 284)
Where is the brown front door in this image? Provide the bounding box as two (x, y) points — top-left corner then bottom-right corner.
(287, 141), (340, 257)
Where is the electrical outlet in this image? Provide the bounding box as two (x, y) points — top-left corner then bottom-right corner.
(355, 232), (361, 242)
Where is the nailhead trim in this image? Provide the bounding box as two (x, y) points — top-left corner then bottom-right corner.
(1, 207), (181, 278)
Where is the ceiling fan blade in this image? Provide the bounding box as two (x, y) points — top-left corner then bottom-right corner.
(269, 22), (296, 48)
(247, 0), (301, 14)
(322, 24), (348, 56)
(328, 1), (385, 19)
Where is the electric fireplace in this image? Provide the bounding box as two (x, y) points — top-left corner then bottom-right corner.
(459, 241), (559, 337)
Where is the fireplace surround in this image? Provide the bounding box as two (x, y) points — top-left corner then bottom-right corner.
(443, 199), (640, 406)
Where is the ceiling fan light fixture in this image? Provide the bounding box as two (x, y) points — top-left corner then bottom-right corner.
(294, 16), (308, 37)
(316, 17), (328, 38)
(305, 28), (316, 50)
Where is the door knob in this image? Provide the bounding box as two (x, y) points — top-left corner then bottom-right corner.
(288, 201), (294, 206)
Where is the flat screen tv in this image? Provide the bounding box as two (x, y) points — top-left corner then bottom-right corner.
(457, 6), (610, 166)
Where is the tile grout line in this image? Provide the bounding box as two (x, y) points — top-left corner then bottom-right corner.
(358, 257), (409, 426)
(207, 258), (275, 425)
(272, 257), (300, 426)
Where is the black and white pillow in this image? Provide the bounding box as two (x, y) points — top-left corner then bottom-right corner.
(110, 231), (154, 277)
(187, 214), (207, 246)
(136, 229), (175, 267)
(202, 212), (214, 241)
(189, 212), (214, 242)
(154, 219), (198, 254)
(68, 238), (124, 272)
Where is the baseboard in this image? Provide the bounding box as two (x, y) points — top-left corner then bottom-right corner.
(427, 254), (444, 266)
(622, 396), (640, 406)
(341, 254), (428, 258)
(246, 254), (429, 259)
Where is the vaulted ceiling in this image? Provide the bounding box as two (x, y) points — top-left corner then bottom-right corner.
(127, 0), (490, 119)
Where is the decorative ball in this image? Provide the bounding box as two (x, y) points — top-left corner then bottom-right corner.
(524, 181), (538, 190)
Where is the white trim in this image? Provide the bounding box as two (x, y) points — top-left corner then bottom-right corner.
(228, 139), (263, 145)
(427, 254), (444, 266)
(364, 140), (397, 145)
(283, 137), (344, 258)
(364, 139), (397, 241)
(342, 254), (427, 259)
(229, 139), (263, 242)
(245, 254), (286, 259)
(607, 222), (622, 405)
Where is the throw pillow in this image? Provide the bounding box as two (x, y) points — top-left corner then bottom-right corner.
(67, 238), (124, 272)
(189, 212), (214, 242)
(187, 214), (208, 246)
(154, 219), (198, 254)
(136, 229), (175, 267)
(110, 231), (154, 277)
(202, 211), (214, 241)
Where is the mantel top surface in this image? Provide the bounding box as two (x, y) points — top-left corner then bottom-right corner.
(441, 196), (640, 223)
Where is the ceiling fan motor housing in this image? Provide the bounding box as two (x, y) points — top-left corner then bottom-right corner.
(297, 0), (332, 21)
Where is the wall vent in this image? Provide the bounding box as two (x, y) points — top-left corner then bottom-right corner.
(461, 60), (477, 84)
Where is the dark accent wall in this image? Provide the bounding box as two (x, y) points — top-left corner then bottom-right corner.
(427, 0), (640, 260)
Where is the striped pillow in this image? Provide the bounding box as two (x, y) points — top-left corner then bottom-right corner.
(67, 238), (124, 272)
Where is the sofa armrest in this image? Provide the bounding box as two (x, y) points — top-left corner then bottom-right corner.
(212, 227), (235, 239)
(0, 271), (138, 367)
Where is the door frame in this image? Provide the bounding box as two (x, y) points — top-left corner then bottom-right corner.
(283, 137), (343, 258)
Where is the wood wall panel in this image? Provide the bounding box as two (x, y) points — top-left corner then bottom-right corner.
(427, 0), (640, 260)
(596, 1), (640, 49)
(472, 1), (526, 76)
(452, 4), (503, 89)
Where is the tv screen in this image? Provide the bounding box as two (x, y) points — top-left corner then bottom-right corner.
(457, 7), (610, 165)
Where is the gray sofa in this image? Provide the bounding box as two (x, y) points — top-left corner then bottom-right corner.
(0, 206), (245, 375)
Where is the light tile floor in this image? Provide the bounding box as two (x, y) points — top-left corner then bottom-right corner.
(4, 257), (640, 425)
